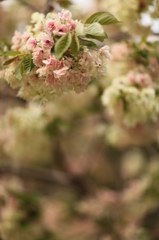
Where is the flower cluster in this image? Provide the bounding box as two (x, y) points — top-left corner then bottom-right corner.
(102, 73), (159, 127)
(102, 41), (159, 127)
(2, 10), (112, 103)
(0, 104), (52, 164)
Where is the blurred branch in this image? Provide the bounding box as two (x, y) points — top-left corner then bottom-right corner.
(44, 0), (55, 14)
(15, 0), (40, 12)
(0, 92), (26, 104)
(0, 163), (91, 196)
(111, 32), (130, 42)
(0, 164), (70, 184)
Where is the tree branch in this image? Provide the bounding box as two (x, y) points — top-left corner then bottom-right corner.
(15, 0), (40, 12)
(0, 164), (69, 184)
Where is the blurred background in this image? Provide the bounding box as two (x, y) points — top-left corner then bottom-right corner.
(0, 0), (159, 240)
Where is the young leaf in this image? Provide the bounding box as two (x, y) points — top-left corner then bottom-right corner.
(75, 22), (84, 36)
(79, 38), (98, 49)
(86, 33), (107, 42)
(85, 11), (119, 25)
(55, 33), (72, 59)
(15, 61), (24, 80)
(22, 55), (31, 74)
(3, 56), (19, 66)
(84, 22), (107, 42)
(3, 50), (21, 56)
(70, 33), (80, 57)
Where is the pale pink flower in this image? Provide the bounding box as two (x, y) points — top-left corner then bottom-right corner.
(22, 32), (32, 42)
(53, 66), (69, 78)
(43, 56), (64, 76)
(127, 71), (152, 87)
(81, 73), (91, 84)
(34, 22), (43, 32)
(26, 37), (37, 50)
(11, 31), (22, 50)
(43, 55), (57, 68)
(68, 69), (80, 82)
(58, 9), (72, 20)
(99, 45), (111, 59)
(33, 47), (50, 66)
(68, 70), (90, 92)
(94, 58), (102, 68)
(54, 19), (77, 36)
(43, 56), (58, 75)
(63, 58), (73, 68)
(66, 19), (77, 31)
(36, 67), (47, 77)
(54, 22), (70, 36)
(38, 33), (54, 49)
(44, 19), (56, 33)
(46, 74), (56, 86)
(79, 51), (92, 68)
(111, 42), (132, 61)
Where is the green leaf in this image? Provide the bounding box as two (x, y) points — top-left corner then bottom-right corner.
(75, 22), (84, 36)
(70, 33), (80, 57)
(55, 33), (72, 59)
(136, 49), (149, 59)
(85, 11), (119, 25)
(31, 58), (35, 70)
(3, 56), (19, 66)
(22, 55), (31, 74)
(88, 77), (96, 85)
(146, 41), (159, 48)
(15, 61), (24, 80)
(86, 33), (107, 42)
(84, 22), (107, 42)
(79, 38), (98, 49)
(3, 50), (21, 56)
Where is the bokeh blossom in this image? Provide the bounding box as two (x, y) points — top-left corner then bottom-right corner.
(102, 41), (159, 127)
(0, 104), (52, 164)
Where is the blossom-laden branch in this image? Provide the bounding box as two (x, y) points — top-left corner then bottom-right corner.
(0, 10), (119, 103)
